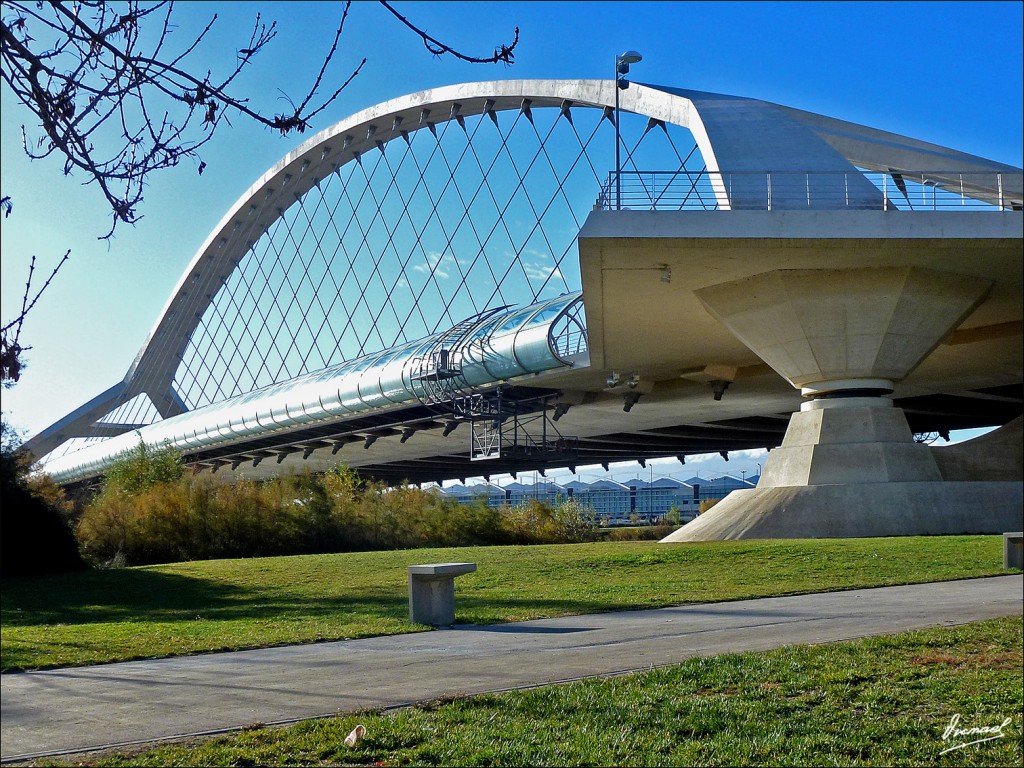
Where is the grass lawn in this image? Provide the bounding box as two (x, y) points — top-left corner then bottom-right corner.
(68, 616), (1024, 767)
(1, 535), (1015, 671)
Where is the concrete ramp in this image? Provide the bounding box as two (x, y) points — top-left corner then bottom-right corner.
(662, 482), (1023, 541)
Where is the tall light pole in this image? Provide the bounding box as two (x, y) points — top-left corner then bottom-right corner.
(614, 50), (642, 210)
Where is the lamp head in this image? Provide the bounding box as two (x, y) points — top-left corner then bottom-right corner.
(616, 50), (643, 78)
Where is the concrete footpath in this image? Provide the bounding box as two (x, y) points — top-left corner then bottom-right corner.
(2, 575), (1022, 762)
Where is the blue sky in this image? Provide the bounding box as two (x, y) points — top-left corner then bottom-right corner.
(1, 1), (1021, 485)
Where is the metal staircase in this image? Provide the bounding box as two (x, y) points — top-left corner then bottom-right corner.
(407, 306), (579, 465)
(409, 306), (508, 407)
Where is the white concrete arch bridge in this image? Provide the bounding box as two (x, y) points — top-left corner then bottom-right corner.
(28, 79), (1023, 539)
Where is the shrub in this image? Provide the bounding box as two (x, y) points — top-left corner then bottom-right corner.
(699, 497), (720, 514)
(606, 524), (677, 542)
(102, 439), (184, 497)
(500, 498), (599, 545)
(74, 461), (601, 567)
(1, 417), (85, 577)
(439, 496), (509, 547)
(78, 473), (315, 566)
(550, 497), (600, 543)
(75, 485), (136, 566)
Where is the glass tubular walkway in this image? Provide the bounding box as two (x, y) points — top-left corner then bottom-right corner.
(39, 293), (588, 484)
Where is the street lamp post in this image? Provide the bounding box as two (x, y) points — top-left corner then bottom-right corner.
(614, 50), (642, 210)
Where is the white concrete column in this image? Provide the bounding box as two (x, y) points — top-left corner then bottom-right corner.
(691, 266), (992, 493)
(759, 397), (942, 487)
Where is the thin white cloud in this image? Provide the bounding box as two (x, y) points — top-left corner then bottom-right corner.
(686, 448), (768, 465)
(411, 250), (455, 279)
(522, 259), (561, 281)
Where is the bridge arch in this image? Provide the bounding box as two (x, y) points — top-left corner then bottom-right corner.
(28, 80), (1021, 476)
(129, 80), (717, 397)
(31, 80), (719, 458)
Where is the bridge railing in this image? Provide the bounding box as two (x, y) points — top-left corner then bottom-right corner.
(548, 294), (589, 363)
(596, 170), (1024, 212)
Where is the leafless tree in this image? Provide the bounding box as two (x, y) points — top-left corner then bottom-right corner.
(1, 249), (70, 386)
(0, 0), (519, 385)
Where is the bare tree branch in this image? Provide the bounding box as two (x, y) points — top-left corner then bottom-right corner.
(1, 1), (365, 240)
(0, 1), (521, 385)
(1, 250), (71, 385)
(378, 1), (518, 64)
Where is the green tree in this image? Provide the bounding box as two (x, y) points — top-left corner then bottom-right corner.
(101, 439), (185, 497)
(0, 415), (84, 577)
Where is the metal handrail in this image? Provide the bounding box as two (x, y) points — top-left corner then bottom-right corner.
(597, 170), (1024, 212)
(548, 294), (589, 362)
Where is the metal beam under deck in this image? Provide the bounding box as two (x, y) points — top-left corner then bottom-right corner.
(60, 383), (1021, 491)
(296, 388), (1021, 486)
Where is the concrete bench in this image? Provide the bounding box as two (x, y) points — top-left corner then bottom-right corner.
(1004, 532), (1023, 570)
(408, 562), (477, 626)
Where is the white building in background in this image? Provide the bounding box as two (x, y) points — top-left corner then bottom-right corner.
(443, 482), (507, 508)
(571, 479), (632, 523)
(687, 475), (758, 503)
(443, 474), (760, 525)
(562, 480), (590, 498)
(635, 477), (695, 519)
(506, 481), (567, 507)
